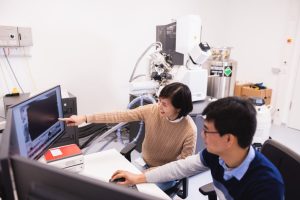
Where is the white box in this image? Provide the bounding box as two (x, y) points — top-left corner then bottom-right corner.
(64, 163), (84, 173)
(47, 154), (84, 169)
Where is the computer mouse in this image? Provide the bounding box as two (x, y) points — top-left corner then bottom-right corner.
(109, 177), (126, 183)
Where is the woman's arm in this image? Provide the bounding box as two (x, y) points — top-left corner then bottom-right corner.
(60, 104), (156, 126)
(87, 104), (154, 123)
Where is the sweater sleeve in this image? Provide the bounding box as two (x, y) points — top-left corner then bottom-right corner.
(145, 153), (208, 183)
(86, 104), (154, 123)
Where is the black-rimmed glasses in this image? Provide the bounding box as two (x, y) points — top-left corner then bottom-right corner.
(202, 129), (219, 136)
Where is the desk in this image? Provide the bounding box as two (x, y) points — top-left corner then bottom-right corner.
(79, 149), (170, 200)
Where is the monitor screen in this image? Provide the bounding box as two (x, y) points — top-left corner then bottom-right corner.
(156, 22), (184, 65)
(156, 22), (176, 52)
(10, 86), (65, 159)
(10, 155), (160, 200)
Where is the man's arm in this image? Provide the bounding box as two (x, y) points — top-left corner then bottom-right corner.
(110, 152), (209, 186)
(145, 153), (208, 183)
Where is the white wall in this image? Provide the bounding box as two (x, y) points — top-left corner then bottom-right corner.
(0, 0), (299, 124)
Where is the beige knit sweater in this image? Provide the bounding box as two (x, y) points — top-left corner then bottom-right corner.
(86, 104), (197, 167)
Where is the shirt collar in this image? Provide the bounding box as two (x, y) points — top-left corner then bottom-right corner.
(166, 116), (184, 123)
(219, 146), (255, 181)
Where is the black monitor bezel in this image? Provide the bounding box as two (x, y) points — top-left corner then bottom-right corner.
(11, 155), (161, 200)
(9, 85), (65, 160)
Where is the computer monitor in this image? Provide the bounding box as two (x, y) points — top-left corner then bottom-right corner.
(10, 86), (65, 159)
(0, 109), (15, 200)
(10, 155), (159, 200)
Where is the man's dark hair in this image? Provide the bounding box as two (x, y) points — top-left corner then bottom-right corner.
(202, 96), (257, 148)
(159, 82), (193, 118)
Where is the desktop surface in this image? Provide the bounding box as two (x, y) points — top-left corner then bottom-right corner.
(79, 149), (170, 200)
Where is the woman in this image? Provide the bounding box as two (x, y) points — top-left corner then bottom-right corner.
(61, 82), (197, 189)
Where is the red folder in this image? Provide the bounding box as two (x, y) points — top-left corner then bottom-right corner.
(44, 144), (82, 163)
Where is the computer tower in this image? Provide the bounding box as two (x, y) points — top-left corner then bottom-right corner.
(51, 92), (79, 148)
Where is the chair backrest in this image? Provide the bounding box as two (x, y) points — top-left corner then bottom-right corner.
(191, 114), (205, 153)
(261, 139), (300, 200)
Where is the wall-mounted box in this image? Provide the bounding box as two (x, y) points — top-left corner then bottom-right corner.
(0, 26), (19, 46)
(18, 27), (33, 46)
(0, 25), (33, 47)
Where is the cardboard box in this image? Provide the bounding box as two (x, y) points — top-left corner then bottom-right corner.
(241, 86), (272, 105)
(234, 82), (272, 105)
(234, 82), (252, 96)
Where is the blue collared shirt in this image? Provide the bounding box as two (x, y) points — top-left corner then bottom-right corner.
(219, 146), (255, 181)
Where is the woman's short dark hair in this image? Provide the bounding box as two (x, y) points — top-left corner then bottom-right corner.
(159, 82), (193, 118)
(202, 96), (257, 148)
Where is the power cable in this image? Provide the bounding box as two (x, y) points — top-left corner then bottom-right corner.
(79, 126), (109, 149)
(200, 25), (203, 43)
(0, 61), (10, 93)
(22, 47), (37, 91)
(2, 48), (24, 93)
(129, 42), (162, 82)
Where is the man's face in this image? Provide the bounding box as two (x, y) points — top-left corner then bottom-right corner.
(201, 120), (229, 155)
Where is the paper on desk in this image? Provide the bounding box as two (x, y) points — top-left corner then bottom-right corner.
(50, 149), (63, 156)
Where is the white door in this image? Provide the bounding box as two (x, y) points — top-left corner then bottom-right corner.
(287, 62), (300, 130)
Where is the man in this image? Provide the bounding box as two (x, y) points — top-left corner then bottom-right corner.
(111, 97), (284, 200)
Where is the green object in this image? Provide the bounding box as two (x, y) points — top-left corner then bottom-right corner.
(224, 67), (232, 77)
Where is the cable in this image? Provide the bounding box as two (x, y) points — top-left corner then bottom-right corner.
(83, 122), (127, 154)
(98, 135), (117, 152)
(129, 42), (162, 82)
(2, 48), (24, 93)
(22, 47), (37, 91)
(78, 123), (107, 138)
(0, 61), (10, 93)
(200, 25), (203, 43)
(130, 74), (146, 82)
(79, 126), (109, 149)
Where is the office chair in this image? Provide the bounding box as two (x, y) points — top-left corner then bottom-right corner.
(199, 139), (300, 200)
(260, 139), (300, 199)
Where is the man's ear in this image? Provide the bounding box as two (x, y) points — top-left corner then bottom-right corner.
(226, 133), (236, 147)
